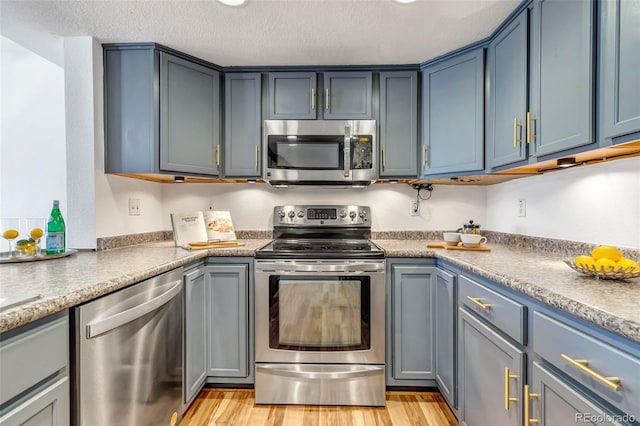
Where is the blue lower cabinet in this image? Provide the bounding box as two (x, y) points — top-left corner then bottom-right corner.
(386, 261), (438, 387)
(184, 265), (208, 406)
(458, 308), (524, 426)
(435, 268), (457, 409)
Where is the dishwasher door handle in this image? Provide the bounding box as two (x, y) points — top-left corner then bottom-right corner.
(86, 280), (182, 339)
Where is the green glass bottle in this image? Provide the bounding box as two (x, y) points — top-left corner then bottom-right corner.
(46, 200), (66, 254)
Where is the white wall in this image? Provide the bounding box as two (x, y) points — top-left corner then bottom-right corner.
(0, 36), (66, 220)
(161, 183), (487, 231)
(486, 156), (640, 249)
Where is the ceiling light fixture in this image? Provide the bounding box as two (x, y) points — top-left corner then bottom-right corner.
(217, 0), (247, 6)
(393, 0), (417, 3)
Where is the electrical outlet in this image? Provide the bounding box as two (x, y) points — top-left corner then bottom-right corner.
(410, 201), (420, 216)
(518, 198), (526, 217)
(129, 198), (141, 216)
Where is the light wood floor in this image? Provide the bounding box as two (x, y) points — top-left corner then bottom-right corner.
(182, 389), (458, 426)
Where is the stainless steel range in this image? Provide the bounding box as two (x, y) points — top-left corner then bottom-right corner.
(254, 205), (385, 406)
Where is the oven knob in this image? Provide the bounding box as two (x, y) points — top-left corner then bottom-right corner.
(288, 211), (295, 219)
(278, 210), (286, 219)
(339, 210), (347, 218)
(349, 211), (357, 219)
(359, 210), (367, 219)
(297, 211), (305, 218)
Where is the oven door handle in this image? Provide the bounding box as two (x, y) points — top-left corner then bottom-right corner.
(257, 364), (383, 380)
(257, 262), (384, 273)
(344, 126), (351, 177)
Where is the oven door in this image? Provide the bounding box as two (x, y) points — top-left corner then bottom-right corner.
(263, 120), (377, 184)
(255, 260), (385, 364)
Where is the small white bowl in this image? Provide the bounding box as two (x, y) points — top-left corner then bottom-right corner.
(460, 234), (487, 247)
(443, 232), (461, 246)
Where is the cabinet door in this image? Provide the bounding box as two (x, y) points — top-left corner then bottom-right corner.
(529, 0), (595, 157)
(323, 72), (373, 119)
(459, 308), (524, 426)
(435, 268), (457, 408)
(0, 376), (69, 426)
(422, 49), (484, 176)
(487, 11), (528, 168)
(160, 52), (220, 175)
(530, 362), (624, 426)
(379, 71), (418, 177)
(268, 72), (317, 119)
(390, 265), (435, 381)
(224, 73), (262, 177)
(600, 0), (640, 139)
(184, 267), (207, 404)
(206, 264), (249, 378)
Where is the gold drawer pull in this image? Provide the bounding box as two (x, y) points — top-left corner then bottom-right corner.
(325, 88), (330, 110)
(524, 384), (539, 426)
(504, 367), (518, 410)
(561, 354), (622, 392)
(311, 88), (316, 110)
(467, 296), (491, 310)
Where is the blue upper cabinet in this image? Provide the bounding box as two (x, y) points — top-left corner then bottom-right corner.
(268, 72), (318, 119)
(600, 0), (640, 141)
(160, 52), (221, 176)
(529, 0), (595, 158)
(379, 71), (418, 177)
(224, 73), (262, 177)
(487, 11), (528, 169)
(322, 72), (373, 119)
(421, 49), (485, 176)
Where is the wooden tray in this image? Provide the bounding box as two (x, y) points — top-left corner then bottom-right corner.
(427, 241), (491, 252)
(182, 241), (246, 250)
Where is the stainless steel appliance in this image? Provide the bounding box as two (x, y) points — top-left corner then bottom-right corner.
(255, 205), (385, 406)
(72, 268), (184, 426)
(263, 120), (378, 186)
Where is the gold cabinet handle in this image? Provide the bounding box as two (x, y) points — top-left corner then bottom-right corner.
(215, 145), (220, 166)
(561, 354), (622, 391)
(513, 117), (523, 147)
(381, 146), (386, 170)
(422, 145), (427, 166)
(504, 367), (518, 411)
(325, 88), (330, 110)
(311, 88), (316, 110)
(255, 145), (260, 169)
(467, 296), (491, 310)
(524, 385), (539, 426)
(526, 112), (536, 144)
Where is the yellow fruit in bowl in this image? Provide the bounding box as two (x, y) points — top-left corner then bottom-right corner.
(616, 257), (640, 273)
(591, 245), (623, 262)
(594, 258), (617, 272)
(574, 255), (595, 269)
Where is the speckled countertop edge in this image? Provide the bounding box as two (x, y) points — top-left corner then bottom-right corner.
(2, 238), (639, 346)
(375, 240), (640, 345)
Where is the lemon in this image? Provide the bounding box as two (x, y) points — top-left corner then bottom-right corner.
(2, 229), (18, 240)
(591, 245), (623, 262)
(595, 258), (617, 272)
(574, 255), (595, 268)
(30, 228), (44, 239)
(616, 257), (640, 273)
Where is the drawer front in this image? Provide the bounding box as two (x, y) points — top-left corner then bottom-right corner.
(533, 311), (640, 420)
(459, 275), (525, 344)
(0, 315), (68, 405)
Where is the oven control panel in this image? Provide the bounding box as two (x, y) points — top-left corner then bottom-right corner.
(273, 205), (370, 226)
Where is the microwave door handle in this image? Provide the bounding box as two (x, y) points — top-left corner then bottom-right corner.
(344, 126), (351, 177)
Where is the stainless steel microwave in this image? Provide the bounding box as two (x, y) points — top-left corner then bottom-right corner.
(263, 120), (378, 186)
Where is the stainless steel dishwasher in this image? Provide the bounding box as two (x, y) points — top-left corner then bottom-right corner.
(72, 268), (184, 426)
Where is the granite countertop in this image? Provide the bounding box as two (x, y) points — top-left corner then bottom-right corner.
(0, 239), (270, 333)
(1, 238), (639, 345)
(376, 240), (640, 344)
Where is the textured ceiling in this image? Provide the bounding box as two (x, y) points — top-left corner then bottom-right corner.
(0, 0), (520, 67)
